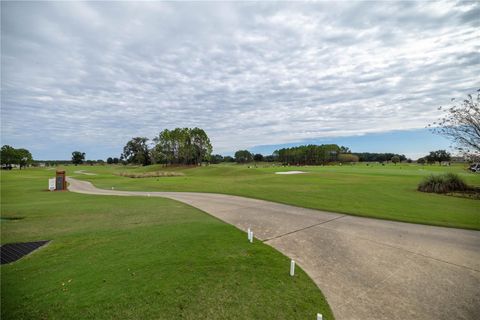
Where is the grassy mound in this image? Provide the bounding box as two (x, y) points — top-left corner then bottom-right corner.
(418, 173), (471, 194)
(117, 171), (185, 178)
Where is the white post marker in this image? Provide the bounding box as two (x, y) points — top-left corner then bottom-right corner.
(317, 313), (323, 320)
(247, 228), (251, 241)
(249, 231), (254, 243)
(48, 178), (55, 191)
(290, 260), (295, 276)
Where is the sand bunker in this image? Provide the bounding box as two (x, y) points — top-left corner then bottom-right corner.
(275, 171), (307, 175)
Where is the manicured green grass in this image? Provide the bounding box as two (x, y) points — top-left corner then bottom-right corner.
(1, 169), (333, 319)
(66, 162), (480, 230)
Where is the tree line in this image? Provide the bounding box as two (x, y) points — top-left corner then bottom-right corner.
(355, 152), (407, 163)
(274, 144), (344, 165)
(212, 145), (355, 165)
(210, 146), (411, 165)
(120, 127), (212, 166)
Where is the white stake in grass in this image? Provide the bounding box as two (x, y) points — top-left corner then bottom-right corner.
(247, 228), (253, 243)
(290, 260), (295, 276)
(317, 313), (323, 320)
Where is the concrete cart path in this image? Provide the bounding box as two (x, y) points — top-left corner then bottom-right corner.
(67, 177), (480, 320)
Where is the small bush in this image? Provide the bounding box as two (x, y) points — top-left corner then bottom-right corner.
(418, 173), (470, 193)
(117, 171), (185, 178)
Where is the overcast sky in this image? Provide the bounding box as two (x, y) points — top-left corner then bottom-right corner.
(1, 1), (479, 160)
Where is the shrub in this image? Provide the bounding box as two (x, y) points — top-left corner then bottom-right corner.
(418, 173), (470, 193)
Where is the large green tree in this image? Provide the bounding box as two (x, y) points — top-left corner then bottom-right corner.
(121, 137), (151, 166)
(190, 127), (212, 164)
(425, 150), (451, 165)
(71, 151), (86, 166)
(391, 155), (400, 165)
(1, 145), (18, 167)
(234, 150), (253, 163)
(152, 128), (212, 165)
(17, 148), (33, 169)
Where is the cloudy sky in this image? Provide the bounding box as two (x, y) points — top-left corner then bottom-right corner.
(1, 1), (479, 160)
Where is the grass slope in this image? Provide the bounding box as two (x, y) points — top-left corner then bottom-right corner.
(66, 163), (479, 230)
(1, 169), (333, 319)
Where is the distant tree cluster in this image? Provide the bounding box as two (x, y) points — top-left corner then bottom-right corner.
(417, 150), (451, 165)
(355, 152), (406, 163)
(226, 145), (383, 165)
(37, 158), (107, 167)
(0, 145), (33, 169)
(120, 127), (212, 166)
(275, 144), (346, 165)
(106, 157), (120, 164)
(230, 151), (276, 163)
(210, 154), (227, 164)
(234, 150), (254, 163)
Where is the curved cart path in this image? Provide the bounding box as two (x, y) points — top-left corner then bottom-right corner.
(68, 178), (480, 320)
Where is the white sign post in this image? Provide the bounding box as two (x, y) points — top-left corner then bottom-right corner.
(290, 260), (295, 276)
(48, 178), (56, 191)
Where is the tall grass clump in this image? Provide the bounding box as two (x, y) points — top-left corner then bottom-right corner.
(418, 173), (470, 193)
(117, 171), (185, 178)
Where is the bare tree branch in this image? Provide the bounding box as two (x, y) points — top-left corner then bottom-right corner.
(430, 89), (480, 157)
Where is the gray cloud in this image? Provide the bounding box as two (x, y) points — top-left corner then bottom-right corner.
(1, 1), (479, 158)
